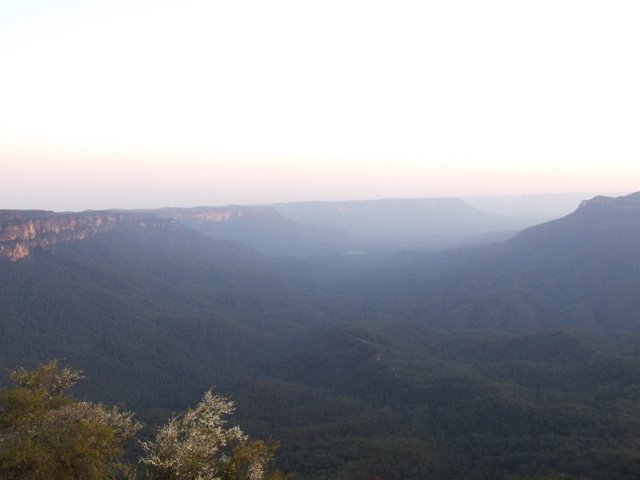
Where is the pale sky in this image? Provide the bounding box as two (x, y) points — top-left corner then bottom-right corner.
(1, 0), (639, 210)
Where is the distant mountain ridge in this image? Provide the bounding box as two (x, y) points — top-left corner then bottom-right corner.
(269, 197), (534, 241)
(151, 205), (349, 257)
(578, 191), (640, 211)
(154, 205), (282, 223)
(149, 197), (535, 256)
(3, 192), (634, 263)
(464, 192), (605, 220)
(1, 197), (540, 261)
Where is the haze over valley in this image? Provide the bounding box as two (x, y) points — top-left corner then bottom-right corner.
(3, 191), (640, 478)
(2, 1), (640, 478)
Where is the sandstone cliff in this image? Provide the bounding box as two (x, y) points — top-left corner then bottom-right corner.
(0, 210), (179, 261)
(154, 206), (282, 224)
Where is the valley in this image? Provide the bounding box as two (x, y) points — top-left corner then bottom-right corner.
(2, 193), (640, 479)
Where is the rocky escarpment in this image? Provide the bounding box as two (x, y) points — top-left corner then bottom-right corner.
(577, 192), (640, 212)
(153, 206), (282, 224)
(0, 210), (179, 261)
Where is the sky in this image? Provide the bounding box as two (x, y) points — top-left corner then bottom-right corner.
(1, 0), (639, 210)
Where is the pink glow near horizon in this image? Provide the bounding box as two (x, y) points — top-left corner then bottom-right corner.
(1, 1), (639, 210)
(3, 151), (637, 211)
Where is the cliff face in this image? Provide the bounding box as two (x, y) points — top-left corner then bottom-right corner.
(0, 210), (179, 261)
(154, 206), (281, 224)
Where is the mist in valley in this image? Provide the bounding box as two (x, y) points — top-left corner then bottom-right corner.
(2, 1), (640, 479)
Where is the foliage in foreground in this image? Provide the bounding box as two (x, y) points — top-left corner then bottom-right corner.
(0, 360), (140, 479)
(140, 389), (286, 480)
(0, 361), (287, 480)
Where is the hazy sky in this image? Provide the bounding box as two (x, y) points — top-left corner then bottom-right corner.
(1, 0), (639, 210)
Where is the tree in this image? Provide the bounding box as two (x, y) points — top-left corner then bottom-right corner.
(140, 389), (287, 480)
(0, 360), (141, 480)
(0, 362), (288, 480)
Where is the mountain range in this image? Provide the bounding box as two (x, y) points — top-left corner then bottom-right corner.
(147, 197), (538, 256)
(2, 192), (640, 479)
